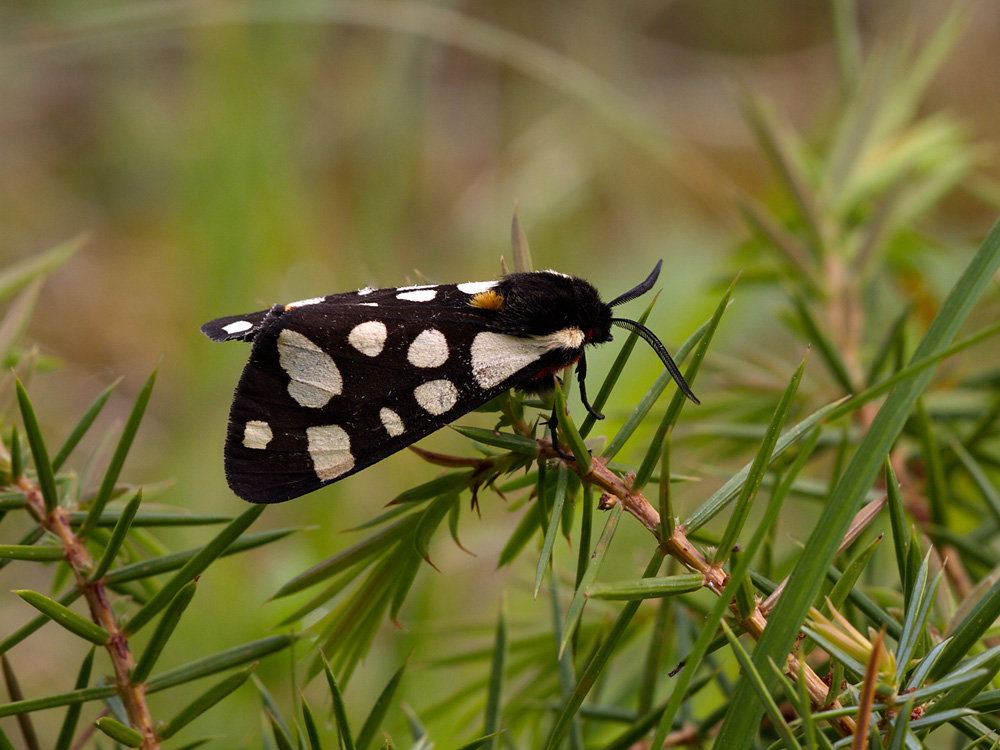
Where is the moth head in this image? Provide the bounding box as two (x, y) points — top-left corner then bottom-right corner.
(604, 260), (700, 404)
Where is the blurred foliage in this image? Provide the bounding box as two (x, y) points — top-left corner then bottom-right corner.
(2, 0), (1000, 748)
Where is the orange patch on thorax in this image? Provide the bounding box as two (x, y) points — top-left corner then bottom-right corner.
(469, 290), (505, 311)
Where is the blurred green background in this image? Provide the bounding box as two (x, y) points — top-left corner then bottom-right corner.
(2, 1), (998, 745)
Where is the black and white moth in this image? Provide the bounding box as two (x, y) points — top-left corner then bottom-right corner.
(201, 261), (697, 503)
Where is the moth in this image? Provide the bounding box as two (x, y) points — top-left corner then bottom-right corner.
(201, 261), (698, 503)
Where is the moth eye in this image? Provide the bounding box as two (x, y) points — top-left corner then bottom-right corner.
(469, 290), (505, 311)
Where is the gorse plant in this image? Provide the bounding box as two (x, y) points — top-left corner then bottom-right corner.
(3, 4), (1000, 750)
(0, 242), (298, 749)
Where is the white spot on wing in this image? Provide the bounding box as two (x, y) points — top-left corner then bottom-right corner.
(357, 287), (375, 295)
(222, 320), (253, 335)
(397, 284), (436, 291)
(470, 328), (585, 388)
(360, 302), (378, 307)
(278, 329), (343, 408)
(414, 379), (458, 415)
(243, 420), (272, 449)
(379, 407), (405, 437)
(407, 329), (449, 368)
(286, 296), (324, 308)
(307, 424), (354, 481)
(457, 280), (498, 294)
(348, 321), (388, 357)
(397, 289), (437, 302)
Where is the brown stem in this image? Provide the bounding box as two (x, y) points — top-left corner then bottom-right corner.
(17, 476), (159, 750)
(538, 441), (857, 737)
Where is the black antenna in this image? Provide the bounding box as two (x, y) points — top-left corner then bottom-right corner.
(609, 318), (699, 404)
(606, 260), (700, 404)
(607, 260), (662, 308)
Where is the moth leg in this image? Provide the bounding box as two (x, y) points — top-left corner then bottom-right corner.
(576, 353), (604, 420)
(546, 407), (573, 460)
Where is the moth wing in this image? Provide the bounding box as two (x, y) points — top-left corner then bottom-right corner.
(222, 287), (516, 502)
(201, 310), (271, 342)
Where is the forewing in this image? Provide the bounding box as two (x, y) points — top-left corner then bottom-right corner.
(222, 284), (538, 502)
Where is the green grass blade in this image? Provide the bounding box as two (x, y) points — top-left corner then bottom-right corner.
(146, 634), (295, 693)
(496, 500), (541, 568)
(88, 489), (142, 582)
(585, 573), (704, 600)
(914, 400), (947, 525)
(575, 483), (594, 588)
(865, 304), (912, 386)
(895, 564), (941, 684)
(736, 89), (824, 255)
(926, 649), (1000, 719)
(321, 654), (356, 750)
(659, 432), (673, 540)
(15, 379), (59, 513)
(552, 384), (591, 472)
(390, 552), (422, 623)
(392, 471), (473, 504)
(649, 415), (808, 750)
(457, 733), (502, 750)
(0, 590), (81, 655)
(534, 464), (568, 599)
(9, 426), (22, 485)
(131, 580), (197, 684)
(159, 666), (254, 740)
(79, 368), (156, 540)
(825, 316), (1000, 424)
(884, 459), (909, 583)
(253, 675), (288, 740)
(413, 493), (456, 564)
(14, 590), (109, 645)
(928, 576), (1000, 682)
(944, 430), (1000, 525)
(684, 398), (843, 532)
(543, 550), (664, 750)
(548, 574), (583, 750)
(826, 534), (881, 612)
(301, 695), (322, 750)
(712, 213), (1000, 750)
(104, 526), (298, 585)
(558, 504), (624, 658)
(123, 503), (265, 634)
(53, 648), (95, 750)
(356, 661), (406, 750)
(0, 544), (64, 561)
(93, 717), (143, 747)
(68, 510), (232, 527)
(721, 623), (804, 750)
(451, 426), (538, 454)
(264, 706), (295, 750)
(0, 685), (116, 718)
(791, 295), (854, 393)
(272, 515), (418, 599)
(483, 597), (507, 750)
(632, 273), (738, 488)
(602, 312), (713, 461)
(51, 379), (120, 473)
(715, 353), (806, 564)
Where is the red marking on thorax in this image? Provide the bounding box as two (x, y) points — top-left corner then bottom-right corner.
(531, 357), (582, 380)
